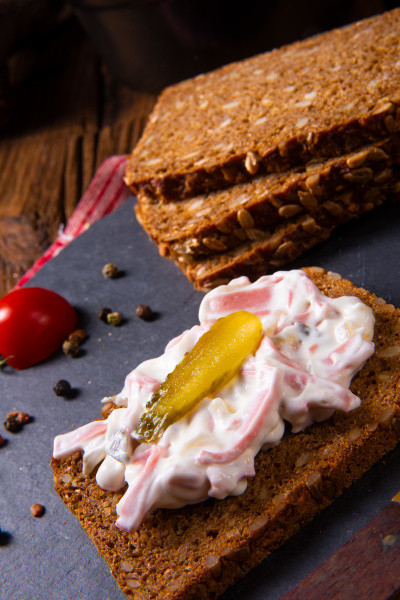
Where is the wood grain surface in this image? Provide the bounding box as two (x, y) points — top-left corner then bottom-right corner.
(280, 496), (400, 600)
(0, 17), (156, 297)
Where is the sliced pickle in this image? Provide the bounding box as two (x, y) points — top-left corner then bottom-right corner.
(136, 310), (263, 442)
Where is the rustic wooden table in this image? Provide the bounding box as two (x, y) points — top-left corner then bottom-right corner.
(0, 16), (156, 297)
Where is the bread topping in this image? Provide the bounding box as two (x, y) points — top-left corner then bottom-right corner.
(137, 310), (263, 442)
(53, 270), (375, 533)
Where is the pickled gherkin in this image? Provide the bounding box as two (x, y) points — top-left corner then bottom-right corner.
(136, 310), (263, 442)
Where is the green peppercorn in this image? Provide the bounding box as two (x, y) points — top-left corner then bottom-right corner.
(107, 311), (122, 326)
(102, 263), (119, 278)
(62, 339), (80, 358)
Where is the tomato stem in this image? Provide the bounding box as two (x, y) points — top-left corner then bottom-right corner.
(0, 355), (14, 368)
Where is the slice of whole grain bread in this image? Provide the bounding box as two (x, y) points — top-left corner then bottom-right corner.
(125, 9), (400, 202)
(134, 137), (400, 266)
(52, 269), (400, 600)
(181, 178), (400, 291)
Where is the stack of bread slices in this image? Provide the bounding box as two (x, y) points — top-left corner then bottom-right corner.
(125, 9), (400, 290)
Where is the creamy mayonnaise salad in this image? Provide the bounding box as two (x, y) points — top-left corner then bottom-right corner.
(53, 270), (375, 533)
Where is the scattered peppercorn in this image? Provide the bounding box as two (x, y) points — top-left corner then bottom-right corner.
(30, 503), (45, 518)
(0, 434), (6, 447)
(98, 307), (112, 322)
(5, 416), (21, 432)
(3, 417), (22, 433)
(53, 379), (72, 397)
(62, 339), (80, 358)
(68, 329), (87, 345)
(102, 263), (119, 278)
(0, 528), (11, 545)
(4, 411), (30, 432)
(136, 304), (154, 321)
(107, 311), (122, 326)
(13, 411), (30, 424)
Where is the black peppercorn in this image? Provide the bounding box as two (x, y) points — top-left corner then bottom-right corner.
(98, 307), (112, 322)
(53, 380), (72, 397)
(4, 411), (30, 432)
(136, 304), (154, 321)
(4, 416), (20, 432)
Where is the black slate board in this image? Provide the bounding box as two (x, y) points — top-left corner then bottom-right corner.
(1, 197), (400, 600)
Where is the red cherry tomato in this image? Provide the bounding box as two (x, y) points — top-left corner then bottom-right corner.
(0, 287), (77, 370)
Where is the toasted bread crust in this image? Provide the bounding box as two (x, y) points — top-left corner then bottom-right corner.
(52, 269), (400, 600)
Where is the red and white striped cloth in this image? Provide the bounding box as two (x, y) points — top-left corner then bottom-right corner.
(16, 155), (131, 288)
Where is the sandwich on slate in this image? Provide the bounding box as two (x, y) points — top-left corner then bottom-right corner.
(52, 268), (400, 600)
